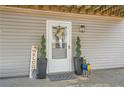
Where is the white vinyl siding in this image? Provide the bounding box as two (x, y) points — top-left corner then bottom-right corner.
(0, 6), (124, 77)
(0, 9), (46, 77)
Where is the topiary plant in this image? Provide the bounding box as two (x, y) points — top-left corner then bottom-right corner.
(40, 35), (46, 59)
(76, 36), (81, 58)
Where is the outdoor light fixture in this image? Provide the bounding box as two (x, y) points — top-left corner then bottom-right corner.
(80, 24), (85, 32)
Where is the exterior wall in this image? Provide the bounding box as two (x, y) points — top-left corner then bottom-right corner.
(0, 7), (46, 77)
(0, 6), (124, 77)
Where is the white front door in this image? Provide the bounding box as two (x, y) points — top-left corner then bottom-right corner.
(47, 20), (72, 73)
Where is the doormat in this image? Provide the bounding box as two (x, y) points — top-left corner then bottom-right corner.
(48, 72), (77, 81)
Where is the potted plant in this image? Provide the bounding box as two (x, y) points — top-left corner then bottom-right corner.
(73, 36), (83, 75)
(37, 35), (47, 79)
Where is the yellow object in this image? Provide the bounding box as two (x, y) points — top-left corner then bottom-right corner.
(88, 64), (91, 71)
(82, 77), (88, 80)
(88, 64), (91, 75)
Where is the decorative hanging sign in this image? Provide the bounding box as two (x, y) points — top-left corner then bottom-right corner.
(29, 46), (38, 79)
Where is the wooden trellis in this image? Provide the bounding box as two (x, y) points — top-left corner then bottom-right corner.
(4, 5), (124, 17)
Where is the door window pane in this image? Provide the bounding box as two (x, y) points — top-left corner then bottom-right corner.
(52, 26), (67, 59)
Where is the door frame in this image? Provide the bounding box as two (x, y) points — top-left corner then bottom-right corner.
(46, 20), (72, 74)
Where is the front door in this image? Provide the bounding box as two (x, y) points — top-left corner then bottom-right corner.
(47, 20), (72, 73)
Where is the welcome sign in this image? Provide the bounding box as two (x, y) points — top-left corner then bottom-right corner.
(29, 46), (38, 79)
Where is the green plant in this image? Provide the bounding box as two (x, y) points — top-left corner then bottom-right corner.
(40, 35), (46, 59)
(76, 36), (81, 57)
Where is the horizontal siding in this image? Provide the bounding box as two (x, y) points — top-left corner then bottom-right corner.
(0, 9), (46, 77)
(72, 20), (124, 70)
(0, 7), (124, 77)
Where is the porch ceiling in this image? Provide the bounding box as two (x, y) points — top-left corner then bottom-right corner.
(4, 5), (124, 18)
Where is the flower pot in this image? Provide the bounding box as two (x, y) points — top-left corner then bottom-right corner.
(37, 58), (47, 79)
(73, 57), (83, 75)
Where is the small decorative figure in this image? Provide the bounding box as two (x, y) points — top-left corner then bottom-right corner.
(81, 57), (91, 78)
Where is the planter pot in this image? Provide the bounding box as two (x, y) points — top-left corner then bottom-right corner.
(37, 58), (47, 79)
(73, 57), (83, 75)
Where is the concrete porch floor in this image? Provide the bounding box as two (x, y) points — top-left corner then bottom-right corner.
(1, 68), (124, 87)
